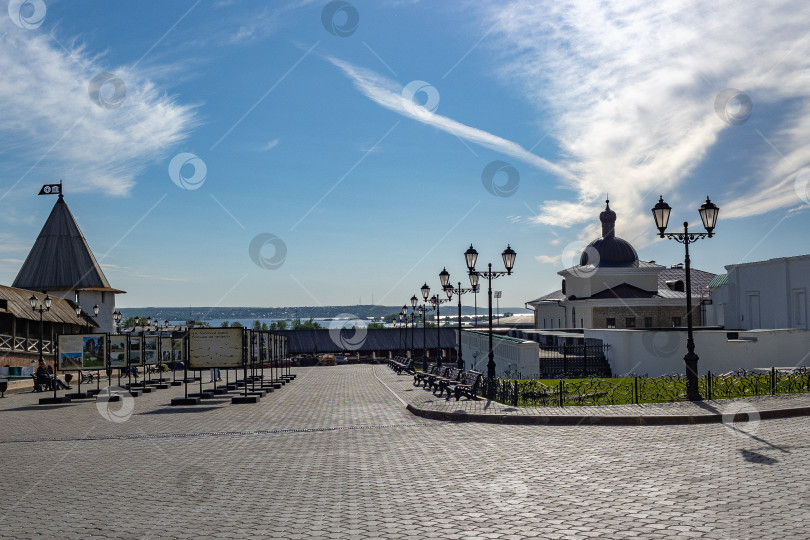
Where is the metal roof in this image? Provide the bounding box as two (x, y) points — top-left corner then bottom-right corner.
(708, 274), (729, 288)
(12, 195), (124, 293)
(0, 285), (98, 326)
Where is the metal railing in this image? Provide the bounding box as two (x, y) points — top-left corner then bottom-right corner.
(0, 333), (53, 355)
(479, 368), (810, 407)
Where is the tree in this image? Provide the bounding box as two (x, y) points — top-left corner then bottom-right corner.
(253, 320), (262, 330)
(269, 320), (288, 331)
(291, 317), (323, 330)
(367, 322), (386, 329)
(221, 321), (230, 328)
(231, 321), (243, 328)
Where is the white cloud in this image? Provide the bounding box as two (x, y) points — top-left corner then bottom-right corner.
(483, 0), (810, 243)
(0, 18), (196, 197)
(326, 56), (572, 180)
(260, 138), (280, 152)
(535, 254), (560, 264)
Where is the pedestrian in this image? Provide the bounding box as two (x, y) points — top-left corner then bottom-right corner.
(209, 367), (221, 382)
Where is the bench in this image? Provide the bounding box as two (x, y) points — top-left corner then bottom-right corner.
(434, 368), (463, 397)
(392, 357), (414, 375)
(424, 366), (452, 392)
(448, 370), (483, 401)
(31, 374), (53, 392)
(413, 363), (437, 387)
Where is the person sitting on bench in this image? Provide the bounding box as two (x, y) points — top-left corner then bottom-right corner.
(37, 360), (70, 390)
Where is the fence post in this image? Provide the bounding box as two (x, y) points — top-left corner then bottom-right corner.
(771, 367), (776, 396)
(513, 380), (518, 406)
(634, 376), (639, 405)
(558, 379), (564, 408)
(562, 344), (568, 376)
(583, 345), (588, 376)
(707, 370), (712, 401)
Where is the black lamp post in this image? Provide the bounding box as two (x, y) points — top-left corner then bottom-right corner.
(30, 292), (52, 366)
(397, 313), (403, 355)
(113, 310), (122, 333)
(431, 270), (453, 370)
(420, 282), (432, 371)
(465, 244), (516, 399)
(442, 274), (475, 371)
(652, 195), (719, 401)
(409, 295), (418, 359)
(401, 305), (408, 357)
(30, 292), (53, 397)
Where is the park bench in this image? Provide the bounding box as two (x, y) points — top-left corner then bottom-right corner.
(413, 363), (437, 387)
(30, 374), (54, 392)
(433, 367), (462, 397)
(448, 370), (483, 401)
(424, 366), (452, 392)
(393, 358), (414, 375)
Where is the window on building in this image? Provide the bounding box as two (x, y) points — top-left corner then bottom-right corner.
(543, 318), (546, 329)
(644, 317), (653, 328)
(558, 318), (561, 328)
(606, 318), (616, 329)
(626, 317), (636, 328)
(580, 318), (584, 328)
(672, 317), (682, 327)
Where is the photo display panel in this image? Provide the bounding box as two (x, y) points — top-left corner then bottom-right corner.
(188, 327), (245, 369)
(56, 334), (107, 370)
(129, 336), (142, 365)
(109, 335), (128, 368)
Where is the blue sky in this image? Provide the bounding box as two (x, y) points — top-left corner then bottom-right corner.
(1, 0), (809, 309)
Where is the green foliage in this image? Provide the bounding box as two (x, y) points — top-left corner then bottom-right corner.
(366, 322), (386, 329)
(221, 321), (229, 328)
(231, 321), (243, 328)
(291, 317), (323, 330)
(269, 320), (289, 331)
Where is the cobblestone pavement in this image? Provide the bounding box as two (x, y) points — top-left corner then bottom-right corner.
(1, 365), (808, 539)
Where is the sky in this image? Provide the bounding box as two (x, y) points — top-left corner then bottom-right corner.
(1, 0), (809, 310)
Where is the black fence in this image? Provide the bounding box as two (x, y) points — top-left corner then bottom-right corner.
(479, 368), (810, 407)
(538, 344), (611, 378)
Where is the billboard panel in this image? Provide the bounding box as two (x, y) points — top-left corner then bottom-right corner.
(188, 327), (244, 369)
(57, 334), (107, 370)
(109, 336), (128, 368)
(129, 336), (142, 365)
(143, 336), (158, 365)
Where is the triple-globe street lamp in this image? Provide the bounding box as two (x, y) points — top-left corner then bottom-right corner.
(652, 195), (719, 401)
(439, 270), (476, 371)
(465, 244), (517, 399)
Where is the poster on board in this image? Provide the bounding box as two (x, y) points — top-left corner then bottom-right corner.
(188, 327), (244, 369)
(82, 335), (106, 368)
(160, 337), (172, 364)
(172, 338), (184, 363)
(143, 336), (157, 365)
(109, 336), (128, 368)
(57, 334), (107, 370)
(129, 336), (142, 365)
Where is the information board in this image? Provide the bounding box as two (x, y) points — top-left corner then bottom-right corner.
(188, 327), (244, 369)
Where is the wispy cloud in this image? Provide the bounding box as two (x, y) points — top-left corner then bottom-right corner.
(0, 18), (197, 196)
(259, 138), (280, 152)
(482, 0), (810, 244)
(326, 56), (572, 180)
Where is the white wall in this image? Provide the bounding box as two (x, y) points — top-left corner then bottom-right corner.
(588, 328), (810, 376)
(50, 289), (117, 334)
(461, 331), (540, 377)
(725, 255), (810, 330)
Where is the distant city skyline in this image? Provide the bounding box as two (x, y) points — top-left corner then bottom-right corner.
(2, 1), (809, 309)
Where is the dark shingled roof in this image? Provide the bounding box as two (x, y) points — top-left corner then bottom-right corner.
(276, 328), (457, 354)
(12, 195), (123, 293)
(0, 285), (98, 326)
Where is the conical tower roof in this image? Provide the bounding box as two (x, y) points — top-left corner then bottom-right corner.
(12, 195), (123, 292)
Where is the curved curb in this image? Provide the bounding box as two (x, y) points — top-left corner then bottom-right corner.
(406, 404), (810, 426)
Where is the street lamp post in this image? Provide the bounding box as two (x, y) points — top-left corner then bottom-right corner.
(409, 295), (418, 359)
(113, 310), (122, 334)
(30, 292), (52, 397)
(465, 244), (516, 400)
(431, 269), (454, 370)
(442, 276), (475, 371)
(652, 195), (719, 401)
(401, 305), (408, 358)
(420, 282), (433, 371)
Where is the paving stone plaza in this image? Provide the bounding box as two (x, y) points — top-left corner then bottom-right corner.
(1, 365), (808, 539)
